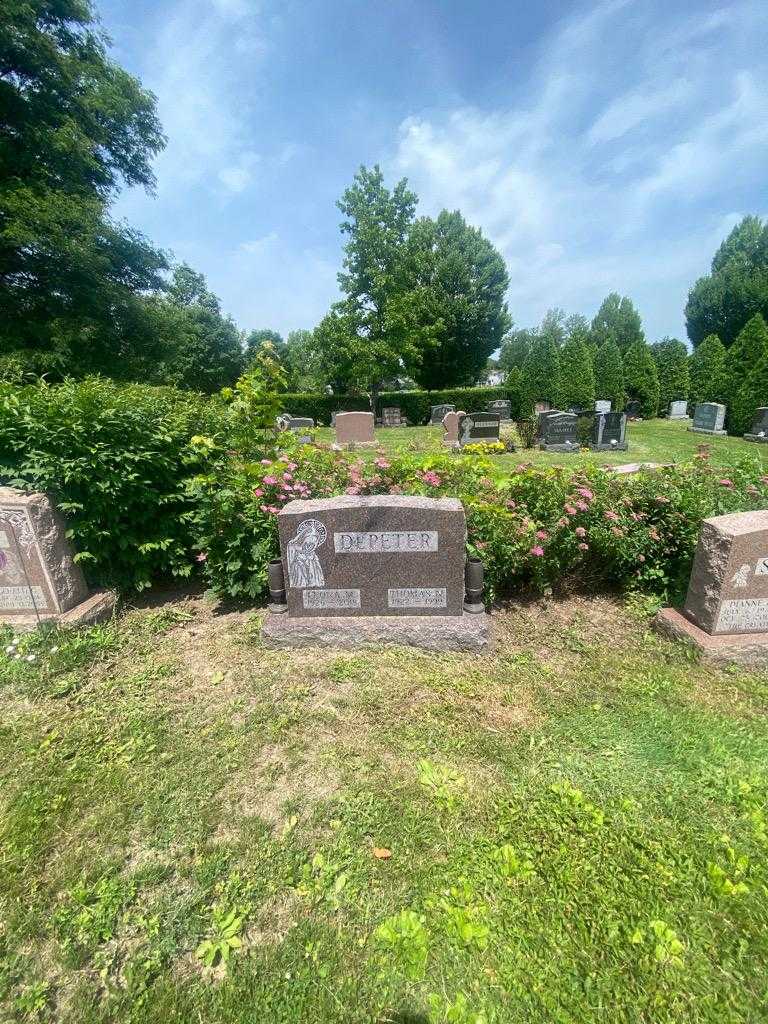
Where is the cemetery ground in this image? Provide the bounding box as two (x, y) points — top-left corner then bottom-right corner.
(2, 590), (768, 1023)
(318, 418), (768, 471)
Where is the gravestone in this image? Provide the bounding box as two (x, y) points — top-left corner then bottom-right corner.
(744, 407), (768, 443)
(0, 488), (116, 630)
(441, 409), (466, 448)
(430, 403), (455, 425)
(625, 399), (642, 418)
(382, 406), (404, 427)
(277, 414), (314, 442)
(538, 411), (579, 453)
(689, 402), (726, 436)
(487, 399), (512, 421)
(594, 399), (611, 413)
(534, 401), (551, 415)
(590, 411), (628, 451)
(668, 400), (689, 419)
(334, 411), (375, 447)
(262, 495), (489, 651)
(655, 510), (768, 665)
(458, 412), (501, 447)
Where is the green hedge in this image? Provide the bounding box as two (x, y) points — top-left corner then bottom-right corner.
(279, 386), (521, 425)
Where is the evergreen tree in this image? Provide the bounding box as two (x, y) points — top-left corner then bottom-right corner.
(738, 350), (768, 437)
(504, 366), (523, 419)
(593, 340), (624, 410)
(590, 294), (645, 352)
(559, 335), (595, 409)
(623, 342), (659, 418)
(650, 338), (690, 412)
(688, 334), (728, 406)
(520, 335), (561, 415)
(499, 328), (535, 374)
(727, 314), (768, 433)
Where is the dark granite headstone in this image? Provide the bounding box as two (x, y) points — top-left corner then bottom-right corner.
(625, 400), (641, 418)
(690, 402), (726, 436)
(539, 412), (579, 453)
(590, 411), (628, 451)
(487, 399), (511, 420)
(276, 495), (466, 617)
(430, 404), (455, 425)
(458, 412), (501, 447)
(744, 407), (768, 443)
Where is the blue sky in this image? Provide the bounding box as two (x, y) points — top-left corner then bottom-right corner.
(100, 0), (768, 344)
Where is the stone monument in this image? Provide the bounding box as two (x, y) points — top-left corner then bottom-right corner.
(441, 409), (465, 448)
(0, 488), (116, 630)
(381, 406), (404, 427)
(625, 400), (642, 419)
(430, 404), (455, 425)
(689, 403), (726, 436)
(655, 510), (768, 665)
(590, 411), (628, 451)
(538, 411), (579, 453)
(668, 400), (689, 419)
(487, 399), (511, 421)
(262, 495), (490, 651)
(744, 407), (768, 443)
(458, 412), (501, 447)
(334, 411), (375, 447)
(594, 399), (611, 413)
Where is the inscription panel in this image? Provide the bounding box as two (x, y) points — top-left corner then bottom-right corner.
(716, 598), (768, 634)
(303, 589), (361, 609)
(0, 585), (49, 611)
(388, 587), (447, 608)
(334, 531), (438, 553)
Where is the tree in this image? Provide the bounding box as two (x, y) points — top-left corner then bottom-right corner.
(559, 334), (595, 409)
(726, 314), (768, 434)
(593, 340), (624, 410)
(685, 216), (768, 348)
(520, 335), (561, 415)
(623, 342), (659, 418)
(737, 349), (768, 438)
(407, 210), (511, 389)
(688, 334), (728, 407)
(499, 328), (535, 375)
(314, 166), (425, 404)
(650, 338), (689, 413)
(0, 0), (168, 375)
(590, 294), (645, 353)
(285, 329), (325, 392)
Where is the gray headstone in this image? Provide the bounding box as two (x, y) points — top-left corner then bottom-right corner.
(487, 399), (511, 420)
(594, 399), (612, 413)
(625, 400), (641, 418)
(590, 411), (628, 451)
(539, 411), (579, 452)
(457, 412), (501, 447)
(430, 404), (455, 425)
(277, 495), (466, 618)
(668, 400), (689, 419)
(744, 407), (768, 443)
(382, 406), (403, 427)
(534, 401), (552, 414)
(690, 403), (726, 435)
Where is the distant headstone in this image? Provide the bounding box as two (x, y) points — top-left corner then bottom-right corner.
(594, 399), (612, 413)
(487, 399), (512, 421)
(744, 407), (768, 443)
(441, 409), (465, 448)
(655, 510), (768, 665)
(534, 401), (552, 415)
(625, 400), (642, 418)
(430, 404), (455, 425)
(538, 411), (579, 453)
(690, 402), (726, 436)
(0, 488), (116, 629)
(382, 406), (403, 427)
(334, 411), (375, 447)
(668, 400), (689, 419)
(458, 412), (501, 448)
(262, 495), (489, 651)
(590, 411), (628, 451)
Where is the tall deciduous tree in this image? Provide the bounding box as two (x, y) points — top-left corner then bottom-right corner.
(0, 0), (167, 375)
(590, 294), (645, 353)
(688, 334), (728, 407)
(407, 210), (511, 389)
(650, 338), (689, 413)
(685, 216), (768, 348)
(726, 314), (768, 434)
(593, 340), (624, 410)
(623, 342), (659, 418)
(499, 328), (535, 375)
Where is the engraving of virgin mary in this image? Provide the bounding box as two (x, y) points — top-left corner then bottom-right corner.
(286, 519), (327, 588)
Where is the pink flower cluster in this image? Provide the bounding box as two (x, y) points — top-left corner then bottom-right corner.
(257, 460), (312, 514)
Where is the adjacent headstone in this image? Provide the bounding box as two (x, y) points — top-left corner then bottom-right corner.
(262, 495), (489, 651)
(538, 411), (579, 453)
(689, 402), (726, 436)
(668, 400), (689, 419)
(594, 399), (612, 413)
(744, 407), (768, 443)
(277, 414), (314, 442)
(590, 411), (628, 451)
(625, 400), (642, 419)
(655, 510), (768, 665)
(487, 399), (512, 421)
(441, 409), (466, 448)
(458, 412), (501, 448)
(382, 406), (404, 427)
(334, 411), (375, 447)
(534, 401), (552, 415)
(430, 404), (455, 425)
(0, 488), (116, 630)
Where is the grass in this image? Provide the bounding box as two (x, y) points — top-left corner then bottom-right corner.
(314, 418), (768, 471)
(1, 592), (767, 1022)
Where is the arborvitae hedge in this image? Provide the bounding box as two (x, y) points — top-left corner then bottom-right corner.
(728, 314), (768, 434)
(623, 341), (660, 418)
(593, 340), (625, 410)
(689, 334), (728, 407)
(279, 385), (522, 425)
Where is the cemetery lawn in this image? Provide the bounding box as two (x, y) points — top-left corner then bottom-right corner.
(316, 417), (768, 471)
(2, 594), (768, 1023)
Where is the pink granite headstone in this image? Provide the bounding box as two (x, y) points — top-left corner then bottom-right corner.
(334, 412), (375, 446)
(441, 410), (466, 447)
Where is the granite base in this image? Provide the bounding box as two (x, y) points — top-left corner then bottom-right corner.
(590, 442), (628, 451)
(743, 433), (768, 443)
(262, 610), (491, 652)
(689, 427), (727, 436)
(653, 606), (768, 667)
(539, 442), (580, 453)
(2, 589), (117, 632)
